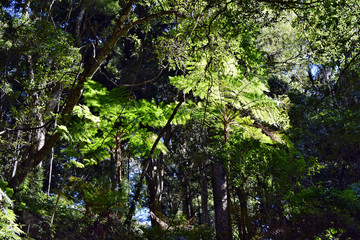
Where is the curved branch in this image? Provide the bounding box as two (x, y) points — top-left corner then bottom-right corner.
(119, 66), (167, 87)
(124, 95), (185, 228)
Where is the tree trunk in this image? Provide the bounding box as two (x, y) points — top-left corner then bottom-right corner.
(115, 134), (123, 189)
(212, 161), (232, 240)
(147, 126), (171, 227)
(146, 158), (160, 227)
(235, 186), (252, 240)
(11, 130), (22, 178)
(110, 153), (117, 191)
(200, 161), (210, 225)
(75, 8), (86, 47)
(182, 176), (191, 219)
(211, 119), (233, 239)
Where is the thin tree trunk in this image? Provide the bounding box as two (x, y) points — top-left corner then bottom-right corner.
(200, 162), (210, 225)
(235, 186), (252, 240)
(47, 100), (60, 198)
(147, 126), (171, 227)
(110, 153), (117, 190)
(182, 176), (191, 219)
(75, 8), (86, 47)
(47, 147), (54, 198)
(234, 202), (244, 240)
(155, 127), (171, 210)
(115, 134), (122, 189)
(146, 159), (159, 227)
(23, 0), (31, 18)
(12, 130), (21, 178)
(50, 167), (68, 228)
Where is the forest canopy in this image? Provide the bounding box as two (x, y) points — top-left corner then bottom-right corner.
(0, 0), (360, 239)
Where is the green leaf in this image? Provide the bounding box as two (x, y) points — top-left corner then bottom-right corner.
(55, 125), (72, 141)
(70, 159), (85, 169)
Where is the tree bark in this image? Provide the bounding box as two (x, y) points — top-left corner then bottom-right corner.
(211, 117), (233, 239)
(235, 186), (252, 240)
(212, 161), (232, 240)
(115, 134), (123, 189)
(146, 126), (170, 227)
(110, 153), (117, 191)
(200, 161), (210, 225)
(182, 175), (191, 219)
(146, 159), (159, 227)
(110, 133), (123, 191)
(11, 130), (22, 178)
(75, 8), (86, 47)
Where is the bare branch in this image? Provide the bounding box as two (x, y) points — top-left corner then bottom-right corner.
(257, 0), (321, 7)
(124, 95), (185, 228)
(119, 66), (167, 87)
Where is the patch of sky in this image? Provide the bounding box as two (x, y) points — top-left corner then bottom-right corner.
(135, 207), (151, 226)
(3, 2), (24, 18)
(310, 63), (320, 77)
(128, 157), (151, 226)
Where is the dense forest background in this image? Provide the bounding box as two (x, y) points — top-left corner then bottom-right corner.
(0, 0), (359, 239)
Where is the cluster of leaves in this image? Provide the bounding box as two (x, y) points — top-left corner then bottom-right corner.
(0, 180), (23, 240)
(289, 186), (360, 238)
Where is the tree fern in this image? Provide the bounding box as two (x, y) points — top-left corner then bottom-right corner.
(63, 79), (191, 164)
(169, 53), (289, 143)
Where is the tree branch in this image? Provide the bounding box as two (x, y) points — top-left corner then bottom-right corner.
(119, 66), (167, 87)
(132, 11), (179, 26)
(124, 95), (185, 228)
(257, 0), (321, 7)
(313, 50), (360, 110)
